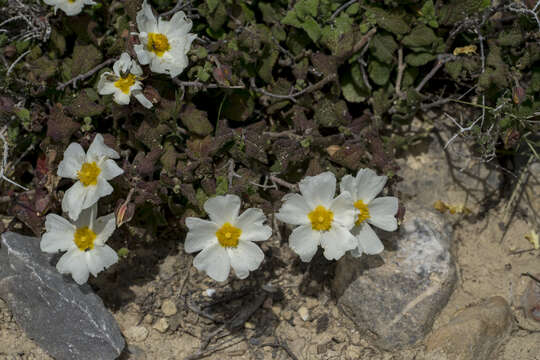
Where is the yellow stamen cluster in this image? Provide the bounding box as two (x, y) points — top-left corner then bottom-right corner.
(354, 199), (370, 226)
(74, 226), (96, 251)
(77, 162), (101, 187)
(216, 222), (241, 248)
(114, 74), (137, 94)
(308, 205), (333, 231)
(147, 33), (170, 57)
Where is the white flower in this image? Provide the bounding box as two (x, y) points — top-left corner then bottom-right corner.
(97, 52), (153, 109)
(40, 204), (119, 285)
(340, 168), (399, 257)
(43, 0), (96, 16)
(184, 194), (272, 282)
(134, 0), (197, 77)
(58, 134), (124, 220)
(276, 172), (357, 262)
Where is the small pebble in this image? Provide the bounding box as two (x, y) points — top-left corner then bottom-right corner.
(244, 321), (256, 329)
(161, 299), (177, 316)
(143, 314), (153, 324)
(281, 310), (293, 321)
(153, 318), (169, 333)
(125, 326), (148, 342)
(298, 306), (310, 321)
(205, 288), (216, 297)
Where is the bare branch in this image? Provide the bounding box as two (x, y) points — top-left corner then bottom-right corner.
(56, 58), (116, 91)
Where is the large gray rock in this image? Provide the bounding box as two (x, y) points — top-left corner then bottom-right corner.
(334, 207), (457, 350)
(425, 296), (513, 360)
(0, 232), (125, 360)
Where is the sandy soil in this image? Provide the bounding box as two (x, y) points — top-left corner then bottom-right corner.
(1, 128), (539, 360)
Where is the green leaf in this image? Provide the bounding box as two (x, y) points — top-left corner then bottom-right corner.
(301, 17), (322, 42)
(368, 60), (391, 86)
(206, 0), (219, 13)
(369, 33), (398, 64)
(215, 176), (228, 195)
(405, 52), (436, 66)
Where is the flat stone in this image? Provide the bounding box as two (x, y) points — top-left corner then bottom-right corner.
(125, 326), (149, 342)
(161, 299), (177, 316)
(425, 297), (513, 360)
(334, 206), (457, 350)
(0, 232), (125, 360)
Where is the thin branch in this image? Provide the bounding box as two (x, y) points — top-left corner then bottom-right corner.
(328, 0), (357, 22)
(395, 46), (406, 98)
(416, 54), (457, 93)
(250, 74), (337, 102)
(173, 78), (245, 89)
(6, 50), (30, 77)
(56, 58), (116, 91)
(0, 128), (28, 191)
(269, 175), (298, 191)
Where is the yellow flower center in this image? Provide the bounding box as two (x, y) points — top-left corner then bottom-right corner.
(68, 0), (76, 3)
(147, 33), (170, 57)
(354, 199), (370, 226)
(77, 162), (101, 187)
(308, 205), (333, 231)
(114, 74), (137, 94)
(74, 226), (96, 251)
(216, 222), (242, 248)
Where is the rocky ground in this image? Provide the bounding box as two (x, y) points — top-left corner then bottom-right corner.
(1, 122), (539, 360)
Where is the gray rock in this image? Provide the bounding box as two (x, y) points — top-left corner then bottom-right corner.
(0, 232), (125, 360)
(334, 207), (457, 350)
(425, 296), (513, 360)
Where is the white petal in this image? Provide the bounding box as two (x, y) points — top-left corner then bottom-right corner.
(62, 181), (86, 221)
(134, 44), (151, 65)
(320, 225), (356, 261)
(74, 203), (97, 229)
(339, 175), (356, 197)
(368, 197), (398, 231)
(353, 223), (384, 255)
(114, 53), (132, 75)
(329, 192), (355, 229)
(193, 244), (230, 282)
(113, 91), (131, 105)
(94, 213), (116, 246)
(100, 159), (124, 180)
(288, 224), (321, 262)
(133, 92), (154, 109)
(204, 195), (241, 225)
(87, 134), (120, 161)
(227, 240), (264, 279)
(354, 168), (387, 203)
(56, 249), (89, 285)
(149, 57), (170, 75)
(184, 217), (219, 253)
(168, 11), (193, 37)
(58, 143), (85, 179)
(41, 214), (75, 253)
(299, 172), (336, 208)
(275, 193), (311, 225)
(130, 61), (143, 76)
(136, 0), (157, 34)
(82, 177), (113, 210)
(236, 208), (272, 242)
(97, 74), (117, 95)
(86, 245), (118, 277)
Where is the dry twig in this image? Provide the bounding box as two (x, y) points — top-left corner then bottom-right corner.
(56, 58), (116, 91)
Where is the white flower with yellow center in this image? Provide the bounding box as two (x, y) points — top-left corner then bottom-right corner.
(340, 168), (399, 257)
(134, 0), (197, 78)
(43, 0), (96, 16)
(276, 172), (357, 262)
(40, 204), (118, 285)
(58, 134), (124, 221)
(184, 195), (272, 282)
(97, 52), (153, 109)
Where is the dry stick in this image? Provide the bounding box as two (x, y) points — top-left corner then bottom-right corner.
(260, 341), (299, 360)
(395, 46), (406, 99)
(415, 54), (456, 93)
(173, 78), (245, 89)
(6, 50), (30, 77)
(250, 73), (337, 102)
(328, 0), (358, 22)
(56, 58), (116, 91)
(0, 129), (28, 190)
(269, 175), (298, 191)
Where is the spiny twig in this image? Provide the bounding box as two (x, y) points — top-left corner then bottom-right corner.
(56, 58), (116, 91)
